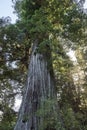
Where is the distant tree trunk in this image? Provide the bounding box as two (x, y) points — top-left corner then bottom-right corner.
(14, 40), (58, 130)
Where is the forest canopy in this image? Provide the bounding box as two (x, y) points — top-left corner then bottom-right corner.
(0, 0), (87, 130)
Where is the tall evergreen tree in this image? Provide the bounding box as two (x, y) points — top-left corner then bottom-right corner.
(13, 0), (86, 130)
(0, 0), (86, 130)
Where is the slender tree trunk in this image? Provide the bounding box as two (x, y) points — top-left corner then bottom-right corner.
(14, 40), (57, 130)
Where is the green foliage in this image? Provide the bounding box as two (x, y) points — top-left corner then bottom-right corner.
(0, 106), (16, 130)
(28, 9), (52, 35)
(0, 0), (87, 130)
(36, 98), (64, 130)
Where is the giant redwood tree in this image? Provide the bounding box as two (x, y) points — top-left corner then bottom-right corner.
(13, 0), (86, 130)
(14, 1), (61, 130)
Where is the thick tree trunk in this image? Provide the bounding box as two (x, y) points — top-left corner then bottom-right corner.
(14, 41), (57, 130)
